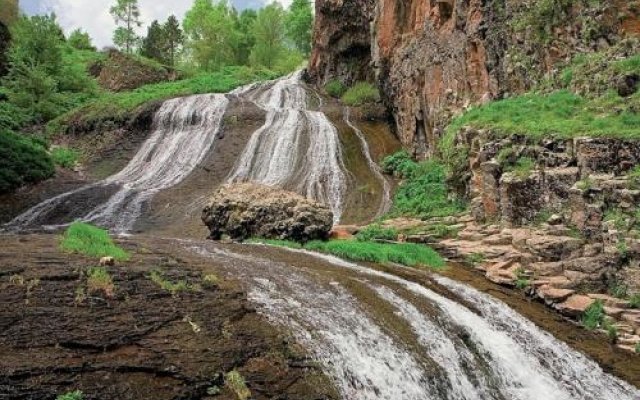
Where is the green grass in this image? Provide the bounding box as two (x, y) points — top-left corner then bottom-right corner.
(381, 153), (466, 219)
(47, 66), (281, 135)
(60, 222), (129, 260)
(465, 252), (486, 266)
(325, 79), (347, 98)
(57, 391), (84, 400)
(629, 294), (640, 309)
(356, 224), (399, 242)
(86, 266), (115, 297)
(582, 300), (605, 330)
(341, 82), (381, 106)
(149, 270), (198, 295)
(504, 157), (536, 179)
(0, 130), (54, 193)
(251, 239), (445, 269)
(51, 147), (80, 169)
(225, 370), (251, 400)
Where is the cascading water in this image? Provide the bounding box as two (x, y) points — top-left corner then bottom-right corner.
(227, 72), (348, 224)
(185, 241), (640, 400)
(6, 94), (229, 233)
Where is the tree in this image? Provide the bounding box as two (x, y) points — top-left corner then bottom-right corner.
(234, 9), (256, 65)
(183, 0), (238, 71)
(140, 20), (165, 63)
(285, 0), (313, 55)
(109, 0), (142, 53)
(250, 3), (285, 69)
(163, 15), (183, 68)
(68, 29), (95, 51)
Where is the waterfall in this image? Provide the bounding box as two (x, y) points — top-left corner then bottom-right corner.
(227, 72), (348, 224)
(7, 94), (229, 233)
(187, 241), (640, 400)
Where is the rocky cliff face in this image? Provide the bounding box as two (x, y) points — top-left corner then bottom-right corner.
(309, 0), (639, 158)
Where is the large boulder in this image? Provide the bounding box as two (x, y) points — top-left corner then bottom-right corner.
(202, 183), (333, 242)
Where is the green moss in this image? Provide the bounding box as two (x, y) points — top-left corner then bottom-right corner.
(60, 222), (129, 260)
(341, 82), (380, 106)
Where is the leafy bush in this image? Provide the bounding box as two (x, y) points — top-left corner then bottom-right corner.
(356, 224), (398, 242)
(629, 294), (640, 309)
(51, 147), (80, 169)
(341, 82), (380, 106)
(582, 300), (605, 330)
(0, 101), (31, 131)
(504, 157), (536, 179)
(325, 79), (346, 98)
(381, 150), (417, 178)
(0, 130), (54, 193)
(60, 222), (129, 260)
(383, 155), (465, 219)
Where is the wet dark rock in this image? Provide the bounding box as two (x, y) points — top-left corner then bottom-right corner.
(617, 74), (639, 97)
(202, 183), (333, 242)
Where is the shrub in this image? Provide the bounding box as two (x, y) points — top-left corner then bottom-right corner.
(380, 150), (417, 178)
(582, 300), (605, 330)
(325, 79), (346, 98)
(226, 371), (251, 400)
(356, 224), (398, 242)
(60, 222), (129, 260)
(628, 166), (640, 189)
(341, 82), (380, 106)
(57, 391), (83, 400)
(465, 253), (486, 266)
(604, 208), (630, 231)
(629, 294), (640, 309)
(51, 147), (80, 169)
(149, 270), (197, 295)
(504, 157), (536, 179)
(0, 130), (54, 193)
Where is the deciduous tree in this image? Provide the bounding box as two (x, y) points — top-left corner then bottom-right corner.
(286, 0), (313, 55)
(109, 0), (142, 53)
(250, 3), (285, 69)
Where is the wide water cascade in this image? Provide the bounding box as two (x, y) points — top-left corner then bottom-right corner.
(7, 94), (229, 233)
(186, 241), (640, 400)
(227, 72), (348, 223)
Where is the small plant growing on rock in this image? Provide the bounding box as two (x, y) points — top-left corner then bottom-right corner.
(356, 224), (399, 242)
(582, 300), (605, 330)
(87, 266), (115, 297)
(324, 79), (346, 98)
(202, 273), (220, 289)
(465, 253), (486, 267)
(629, 294), (640, 309)
(57, 391), (83, 400)
(515, 268), (531, 289)
(603, 319), (618, 344)
(341, 82), (380, 106)
(636, 341), (640, 354)
(576, 177), (594, 191)
(149, 270), (197, 295)
(627, 166), (640, 189)
(609, 280), (629, 299)
(225, 370), (251, 400)
(604, 208), (631, 231)
(505, 157), (536, 179)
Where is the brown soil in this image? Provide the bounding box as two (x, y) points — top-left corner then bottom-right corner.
(0, 234), (338, 400)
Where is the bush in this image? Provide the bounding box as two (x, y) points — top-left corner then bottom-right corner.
(57, 391), (83, 400)
(341, 82), (380, 106)
(51, 147), (80, 169)
(325, 79), (346, 98)
(504, 157), (536, 179)
(356, 224), (398, 242)
(0, 130), (54, 193)
(60, 222), (129, 260)
(582, 300), (605, 330)
(383, 155), (465, 219)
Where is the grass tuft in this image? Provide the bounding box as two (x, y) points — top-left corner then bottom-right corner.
(86, 266), (115, 297)
(341, 82), (380, 106)
(149, 270), (198, 295)
(582, 300), (605, 330)
(356, 224), (398, 242)
(324, 79), (347, 98)
(51, 147), (80, 169)
(225, 370), (251, 400)
(60, 222), (129, 261)
(56, 391), (83, 400)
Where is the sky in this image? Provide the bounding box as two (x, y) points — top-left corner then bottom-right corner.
(19, 0), (294, 49)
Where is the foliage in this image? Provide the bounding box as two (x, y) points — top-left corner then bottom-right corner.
(60, 222), (130, 260)
(226, 370), (251, 400)
(163, 15), (184, 68)
(184, 0), (239, 71)
(341, 82), (380, 106)
(110, 0), (142, 53)
(465, 253), (486, 266)
(629, 294), (640, 309)
(325, 79), (346, 98)
(286, 0), (313, 55)
(86, 266), (115, 297)
(582, 300), (605, 330)
(609, 281), (629, 299)
(56, 391), (84, 400)
(253, 239), (445, 269)
(604, 208), (631, 231)
(68, 29), (95, 51)
(504, 157), (536, 179)
(382, 154), (465, 219)
(356, 224), (399, 242)
(0, 130), (54, 193)
(48, 66), (279, 135)
(576, 177), (594, 191)
(51, 147), (80, 169)
(234, 9), (257, 65)
(141, 16), (184, 67)
(0, 0), (19, 27)
(250, 3), (286, 69)
(149, 270), (197, 295)
(627, 166), (640, 190)
(515, 268), (531, 289)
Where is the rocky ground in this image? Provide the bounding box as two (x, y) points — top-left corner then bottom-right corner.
(0, 234), (337, 400)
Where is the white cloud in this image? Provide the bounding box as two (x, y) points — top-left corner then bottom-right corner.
(41, 0), (296, 49)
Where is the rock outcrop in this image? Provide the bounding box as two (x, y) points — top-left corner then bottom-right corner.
(202, 183), (334, 242)
(90, 50), (171, 92)
(309, 0), (639, 158)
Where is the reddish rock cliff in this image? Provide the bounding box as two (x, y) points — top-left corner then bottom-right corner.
(309, 0), (639, 158)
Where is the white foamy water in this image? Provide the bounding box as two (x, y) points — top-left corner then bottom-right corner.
(228, 72), (348, 223)
(8, 94), (229, 233)
(344, 108), (392, 217)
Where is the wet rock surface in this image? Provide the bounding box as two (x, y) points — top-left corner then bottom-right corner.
(202, 183), (334, 242)
(0, 234), (337, 400)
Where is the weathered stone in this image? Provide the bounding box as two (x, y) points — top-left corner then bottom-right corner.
(500, 172), (543, 226)
(537, 286), (575, 303)
(555, 295), (596, 317)
(202, 184), (333, 242)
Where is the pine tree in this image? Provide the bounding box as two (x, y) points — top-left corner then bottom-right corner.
(140, 20), (165, 63)
(109, 0), (142, 53)
(163, 15), (183, 68)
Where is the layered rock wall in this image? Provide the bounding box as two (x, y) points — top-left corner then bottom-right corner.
(309, 0), (639, 158)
